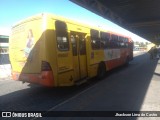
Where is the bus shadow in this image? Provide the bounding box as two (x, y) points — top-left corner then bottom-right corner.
(0, 82), (94, 111)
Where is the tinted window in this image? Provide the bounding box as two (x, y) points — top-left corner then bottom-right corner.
(111, 34), (119, 48)
(119, 36), (125, 48)
(100, 32), (110, 49)
(90, 29), (100, 49)
(125, 38), (129, 48)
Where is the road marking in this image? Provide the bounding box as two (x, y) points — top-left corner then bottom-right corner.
(47, 83), (98, 111)
(31, 83), (98, 120)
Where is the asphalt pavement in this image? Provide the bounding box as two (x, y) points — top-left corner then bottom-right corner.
(44, 53), (160, 120)
(45, 52), (160, 120)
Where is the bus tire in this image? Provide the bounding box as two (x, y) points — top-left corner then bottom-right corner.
(97, 62), (106, 80)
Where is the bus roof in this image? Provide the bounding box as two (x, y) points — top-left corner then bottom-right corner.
(12, 13), (131, 38)
(12, 13), (107, 31)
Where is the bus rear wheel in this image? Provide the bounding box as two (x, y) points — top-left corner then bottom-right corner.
(97, 62), (106, 80)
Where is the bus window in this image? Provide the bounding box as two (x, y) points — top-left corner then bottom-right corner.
(100, 32), (110, 49)
(128, 39), (133, 49)
(55, 20), (69, 51)
(90, 29), (100, 49)
(111, 34), (118, 48)
(119, 36), (125, 48)
(125, 38), (129, 48)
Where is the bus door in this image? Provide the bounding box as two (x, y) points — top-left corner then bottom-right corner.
(70, 32), (87, 81)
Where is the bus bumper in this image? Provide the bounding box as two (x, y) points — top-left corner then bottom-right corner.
(12, 71), (54, 87)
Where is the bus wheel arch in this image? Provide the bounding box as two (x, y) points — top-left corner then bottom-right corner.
(97, 61), (106, 80)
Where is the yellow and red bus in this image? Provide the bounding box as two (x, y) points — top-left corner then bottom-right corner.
(9, 13), (133, 87)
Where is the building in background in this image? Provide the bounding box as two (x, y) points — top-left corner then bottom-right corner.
(0, 35), (10, 64)
(0, 35), (9, 54)
(0, 29), (11, 79)
(0, 28), (10, 64)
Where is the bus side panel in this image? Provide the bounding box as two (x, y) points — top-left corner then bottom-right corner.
(104, 49), (121, 70)
(10, 19), (43, 74)
(9, 18), (56, 86)
(56, 50), (74, 86)
(89, 49), (105, 77)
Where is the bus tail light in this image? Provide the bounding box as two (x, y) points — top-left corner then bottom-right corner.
(41, 61), (52, 71)
(41, 61), (54, 87)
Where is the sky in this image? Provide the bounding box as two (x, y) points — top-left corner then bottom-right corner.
(0, 0), (149, 42)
